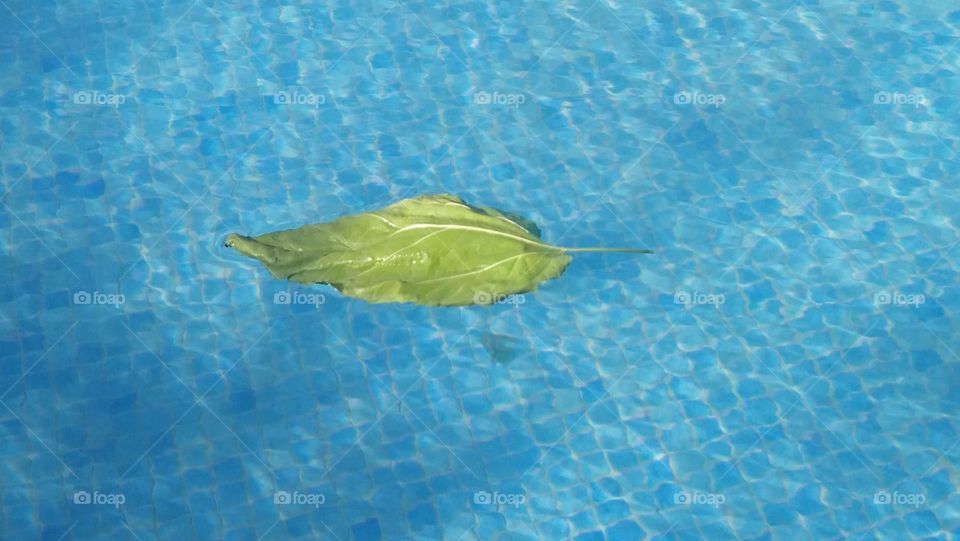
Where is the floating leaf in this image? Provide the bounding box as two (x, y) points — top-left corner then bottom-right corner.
(225, 194), (651, 306)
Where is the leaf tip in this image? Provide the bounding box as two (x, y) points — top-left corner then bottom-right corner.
(224, 233), (242, 248)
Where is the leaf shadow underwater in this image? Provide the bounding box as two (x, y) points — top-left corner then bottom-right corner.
(480, 332), (528, 365)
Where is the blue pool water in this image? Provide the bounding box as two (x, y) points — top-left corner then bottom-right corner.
(2, 0), (959, 539)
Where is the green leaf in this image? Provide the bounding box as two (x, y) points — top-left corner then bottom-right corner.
(225, 194), (651, 306)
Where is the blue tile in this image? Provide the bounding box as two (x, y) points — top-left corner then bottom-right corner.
(2, 1), (959, 540)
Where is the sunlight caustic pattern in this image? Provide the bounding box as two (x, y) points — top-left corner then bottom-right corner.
(0, 0), (958, 539)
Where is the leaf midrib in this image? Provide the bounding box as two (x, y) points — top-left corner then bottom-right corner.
(387, 223), (562, 251)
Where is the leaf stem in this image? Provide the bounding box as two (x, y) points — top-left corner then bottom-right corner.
(560, 247), (654, 254)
